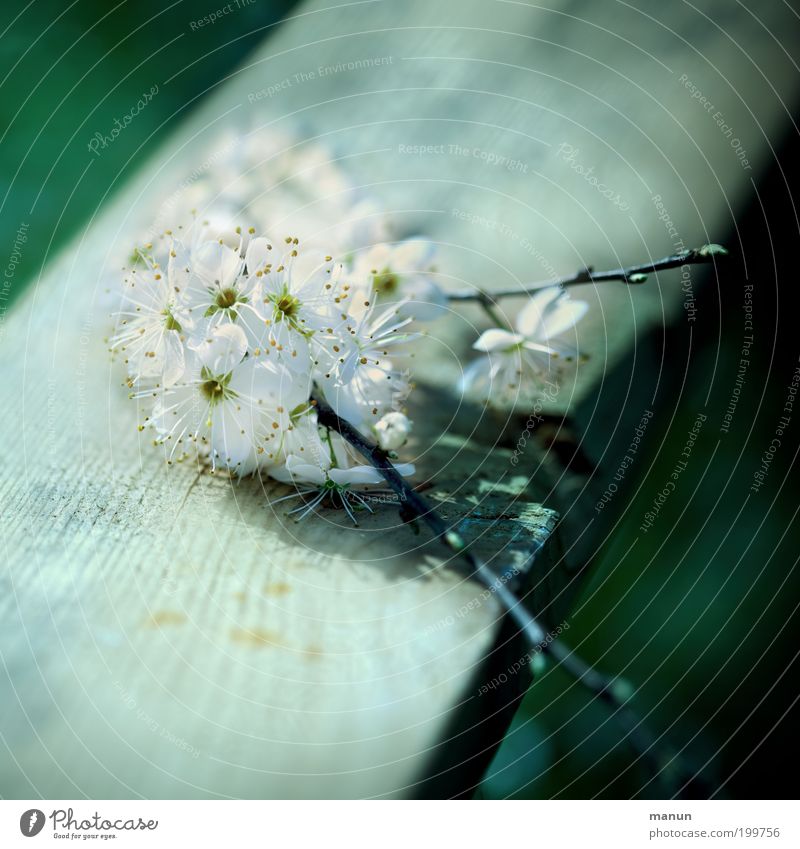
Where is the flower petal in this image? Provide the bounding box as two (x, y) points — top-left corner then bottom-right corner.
(329, 466), (384, 486)
(282, 455), (328, 485)
(193, 323), (248, 373)
(515, 287), (562, 338)
(192, 240), (243, 288)
(460, 355), (491, 395)
(395, 239), (435, 265)
(161, 330), (187, 387)
(396, 277), (448, 321)
(212, 402), (257, 473)
(472, 328), (523, 352)
(540, 298), (588, 338)
(245, 236), (276, 274)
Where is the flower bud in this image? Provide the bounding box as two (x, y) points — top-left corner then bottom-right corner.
(374, 412), (412, 451)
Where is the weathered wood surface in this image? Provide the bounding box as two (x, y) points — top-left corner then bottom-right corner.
(2, 0), (798, 798)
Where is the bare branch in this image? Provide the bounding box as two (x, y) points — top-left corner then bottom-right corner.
(311, 392), (703, 796)
(447, 244), (728, 305)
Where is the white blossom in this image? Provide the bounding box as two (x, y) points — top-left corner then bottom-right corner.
(269, 432), (414, 525)
(461, 288), (588, 407)
(350, 240), (446, 321)
(516, 286), (588, 347)
(374, 411), (412, 450)
(247, 236), (341, 371)
(143, 324), (308, 476)
(314, 298), (414, 431)
(110, 245), (193, 386)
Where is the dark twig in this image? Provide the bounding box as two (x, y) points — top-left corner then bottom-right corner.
(312, 392), (699, 795)
(447, 244), (728, 306)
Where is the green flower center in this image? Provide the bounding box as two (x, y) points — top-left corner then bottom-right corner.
(274, 292), (300, 320)
(372, 267), (399, 295)
(205, 287), (247, 319)
(199, 367), (235, 406)
(265, 286), (312, 338)
(215, 288), (238, 309)
(162, 309), (182, 333)
(289, 402), (313, 424)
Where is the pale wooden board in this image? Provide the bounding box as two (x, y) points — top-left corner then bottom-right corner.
(2, 0), (798, 798)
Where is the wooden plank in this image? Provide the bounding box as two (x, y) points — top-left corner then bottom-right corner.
(2, 0), (798, 798)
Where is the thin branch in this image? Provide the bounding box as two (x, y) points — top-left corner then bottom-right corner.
(311, 392), (701, 796)
(447, 244), (728, 305)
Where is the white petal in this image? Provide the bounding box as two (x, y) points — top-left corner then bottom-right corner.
(515, 288), (562, 338)
(291, 250), (333, 293)
(193, 324), (248, 373)
(374, 411), (412, 450)
(284, 455), (328, 485)
(460, 355), (492, 395)
(329, 466), (384, 485)
(161, 331), (187, 387)
(340, 351), (359, 385)
(392, 239), (435, 268)
(396, 277), (448, 321)
(229, 358), (278, 403)
(212, 402), (256, 472)
(168, 241), (193, 295)
(356, 243), (391, 271)
(192, 240), (242, 288)
(521, 340), (557, 355)
(520, 345), (556, 374)
(472, 328), (523, 352)
(323, 381), (365, 428)
(266, 323), (311, 373)
(540, 299), (588, 338)
(245, 236), (276, 273)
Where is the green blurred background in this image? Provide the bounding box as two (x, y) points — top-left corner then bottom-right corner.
(482, 142), (800, 799)
(2, 0), (797, 800)
(0, 0), (294, 306)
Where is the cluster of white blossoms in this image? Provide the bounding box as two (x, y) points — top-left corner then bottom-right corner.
(145, 127), (396, 259)
(111, 127), (589, 519)
(111, 230), (441, 489)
